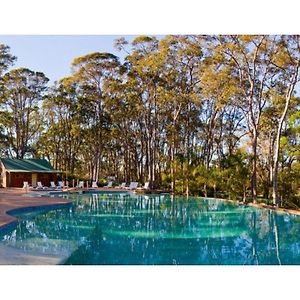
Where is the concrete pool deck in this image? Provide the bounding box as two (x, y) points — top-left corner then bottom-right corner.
(0, 188), (75, 264)
(0, 188), (72, 230)
(0, 186), (133, 230)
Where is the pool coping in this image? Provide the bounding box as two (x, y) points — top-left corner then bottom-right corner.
(0, 189), (72, 232)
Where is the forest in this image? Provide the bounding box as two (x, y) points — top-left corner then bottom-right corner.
(0, 35), (300, 208)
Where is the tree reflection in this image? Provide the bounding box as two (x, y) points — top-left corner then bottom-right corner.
(1, 193), (300, 264)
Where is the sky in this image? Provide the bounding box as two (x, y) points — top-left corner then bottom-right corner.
(0, 35), (299, 95)
(0, 35), (136, 83)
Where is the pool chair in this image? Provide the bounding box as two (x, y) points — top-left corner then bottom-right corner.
(137, 182), (150, 190)
(23, 181), (32, 189)
(36, 181), (47, 190)
(58, 181), (64, 189)
(91, 181), (98, 188)
(76, 181), (84, 188)
(50, 181), (59, 189)
(118, 182), (126, 189)
(126, 182), (138, 190)
(104, 181), (113, 188)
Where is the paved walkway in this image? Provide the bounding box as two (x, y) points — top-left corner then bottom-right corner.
(0, 188), (71, 230)
(0, 188), (73, 264)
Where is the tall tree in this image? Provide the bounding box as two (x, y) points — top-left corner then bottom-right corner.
(211, 35), (277, 202)
(123, 36), (162, 187)
(70, 52), (121, 181)
(0, 68), (48, 158)
(271, 35), (300, 205)
(159, 35), (203, 193)
(0, 43), (16, 76)
(38, 81), (83, 173)
(0, 43), (16, 156)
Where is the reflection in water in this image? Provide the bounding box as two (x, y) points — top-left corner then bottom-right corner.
(1, 193), (300, 265)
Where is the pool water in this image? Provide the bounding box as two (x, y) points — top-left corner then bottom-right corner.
(1, 193), (300, 265)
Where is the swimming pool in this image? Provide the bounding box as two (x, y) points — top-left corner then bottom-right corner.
(1, 192), (300, 264)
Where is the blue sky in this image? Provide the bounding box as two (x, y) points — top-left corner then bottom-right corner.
(0, 35), (299, 96)
(0, 35), (136, 83)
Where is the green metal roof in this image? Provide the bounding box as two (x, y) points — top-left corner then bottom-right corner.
(0, 159), (59, 173)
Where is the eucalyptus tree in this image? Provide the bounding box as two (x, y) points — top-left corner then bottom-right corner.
(158, 35), (203, 193)
(200, 46), (243, 168)
(104, 69), (145, 182)
(270, 35), (300, 205)
(0, 43), (16, 156)
(70, 52), (121, 181)
(284, 110), (300, 168)
(211, 35), (278, 202)
(0, 43), (16, 76)
(0, 68), (48, 158)
(38, 81), (83, 173)
(121, 36), (163, 187)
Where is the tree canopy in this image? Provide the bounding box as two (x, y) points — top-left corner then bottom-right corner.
(1, 35), (300, 209)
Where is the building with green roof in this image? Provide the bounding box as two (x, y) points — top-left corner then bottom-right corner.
(0, 159), (60, 188)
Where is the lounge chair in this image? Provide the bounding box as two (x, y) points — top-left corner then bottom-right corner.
(50, 181), (58, 189)
(76, 181), (84, 188)
(126, 182), (138, 190)
(91, 181), (98, 188)
(118, 182), (126, 189)
(104, 181), (113, 188)
(23, 181), (32, 189)
(36, 181), (47, 190)
(58, 181), (64, 189)
(137, 182), (150, 190)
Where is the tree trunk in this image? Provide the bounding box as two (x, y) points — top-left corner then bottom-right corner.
(272, 65), (299, 206)
(251, 129), (258, 203)
(272, 98), (291, 205)
(170, 145), (175, 193)
(272, 130), (281, 206)
(204, 183), (207, 198)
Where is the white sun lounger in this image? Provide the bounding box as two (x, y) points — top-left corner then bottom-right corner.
(36, 181), (47, 190)
(76, 181), (84, 188)
(92, 181), (98, 188)
(50, 181), (58, 189)
(23, 181), (32, 189)
(118, 182), (126, 188)
(58, 181), (64, 188)
(126, 182), (138, 190)
(50, 181), (62, 189)
(137, 182), (150, 190)
(104, 181), (113, 188)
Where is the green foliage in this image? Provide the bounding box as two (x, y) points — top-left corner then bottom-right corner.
(219, 152), (251, 200)
(0, 36), (300, 209)
(0, 43), (16, 76)
(0, 68), (49, 158)
(278, 163), (300, 208)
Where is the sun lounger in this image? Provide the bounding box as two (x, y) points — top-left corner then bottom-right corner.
(91, 181), (98, 188)
(58, 181), (64, 189)
(104, 181), (113, 188)
(76, 181), (84, 188)
(50, 181), (58, 189)
(36, 181), (47, 190)
(126, 182), (138, 190)
(23, 181), (32, 189)
(50, 181), (63, 189)
(137, 182), (150, 190)
(118, 182), (126, 188)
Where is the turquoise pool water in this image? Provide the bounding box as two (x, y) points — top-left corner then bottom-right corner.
(1, 192), (300, 265)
